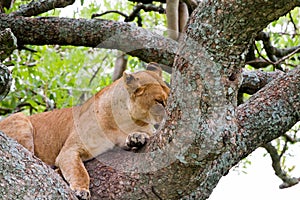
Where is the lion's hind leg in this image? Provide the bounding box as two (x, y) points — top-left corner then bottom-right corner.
(0, 112), (34, 153)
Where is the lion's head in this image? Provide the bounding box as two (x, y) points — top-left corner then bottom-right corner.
(123, 63), (170, 131)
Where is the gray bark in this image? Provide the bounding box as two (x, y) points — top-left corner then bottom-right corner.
(0, 13), (177, 69)
(0, 28), (15, 100)
(0, 28), (17, 61)
(0, 131), (77, 199)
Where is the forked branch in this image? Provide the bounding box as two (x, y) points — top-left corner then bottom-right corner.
(262, 142), (300, 189)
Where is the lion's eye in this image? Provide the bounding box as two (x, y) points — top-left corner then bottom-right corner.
(155, 99), (165, 106)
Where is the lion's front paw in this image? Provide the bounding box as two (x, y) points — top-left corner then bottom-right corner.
(72, 188), (91, 200)
(126, 132), (150, 149)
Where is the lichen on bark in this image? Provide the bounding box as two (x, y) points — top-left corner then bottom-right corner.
(0, 132), (77, 199)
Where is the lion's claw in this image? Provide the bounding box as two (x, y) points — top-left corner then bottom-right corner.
(72, 188), (90, 200)
(126, 132), (150, 148)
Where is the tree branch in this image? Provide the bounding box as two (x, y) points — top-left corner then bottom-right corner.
(256, 32), (300, 58)
(0, 0), (13, 11)
(0, 28), (14, 100)
(6, 13), (287, 79)
(245, 43), (270, 69)
(254, 31), (300, 69)
(262, 142), (300, 189)
(92, 3), (164, 27)
(238, 66), (300, 152)
(112, 53), (127, 81)
(1, 66), (297, 200)
(240, 70), (284, 94)
(0, 131), (78, 199)
(284, 133), (300, 143)
(10, 0), (75, 17)
(0, 14), (176, 69)
(183, 1), (300, 66)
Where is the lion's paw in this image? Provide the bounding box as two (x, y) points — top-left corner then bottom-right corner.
(72, 188), (91, 200)
(126, 132), (150, 149)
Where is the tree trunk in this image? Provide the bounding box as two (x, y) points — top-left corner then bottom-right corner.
(0, 0), (299, 199)
(86, 0), (300, 199)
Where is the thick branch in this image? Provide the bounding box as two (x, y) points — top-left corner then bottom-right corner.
(240, 70), (284, 94)
(10, 0), (75, 17)
(0, 132), (77, 199)
(1, 66), (297, 200)
(238, 67), (300, 151)
(87, 0), (300, 197)
(0, 14), (176, 69)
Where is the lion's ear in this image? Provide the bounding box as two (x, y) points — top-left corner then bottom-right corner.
(146, 62), (162, 77)
(123, 72), (141, 94)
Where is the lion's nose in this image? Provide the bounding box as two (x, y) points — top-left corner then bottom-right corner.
(154, 124), (160, 129)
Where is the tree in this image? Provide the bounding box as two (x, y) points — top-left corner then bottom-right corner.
(0, 0), (300, 199)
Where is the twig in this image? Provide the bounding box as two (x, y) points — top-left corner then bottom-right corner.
(271, 32), (300, 37)
(274, 46), (300, 65)
(29, 89), (55, 111)
(92, 3), (164, 27)
(262, 142), (300, 189)
(288, 12), (298, 37)
(0, 63), (12, 101)
(254, 43), (297, 71)
(254, 44), (280, 70)
(278, 139), (288, 159)
(92, 10), (128, 19)
(283, 133), (300, 143)
(88, 55), (108, 86)
(245, 58), (270, 69)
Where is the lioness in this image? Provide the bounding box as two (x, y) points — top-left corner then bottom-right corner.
(0, 63), (170, 199)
